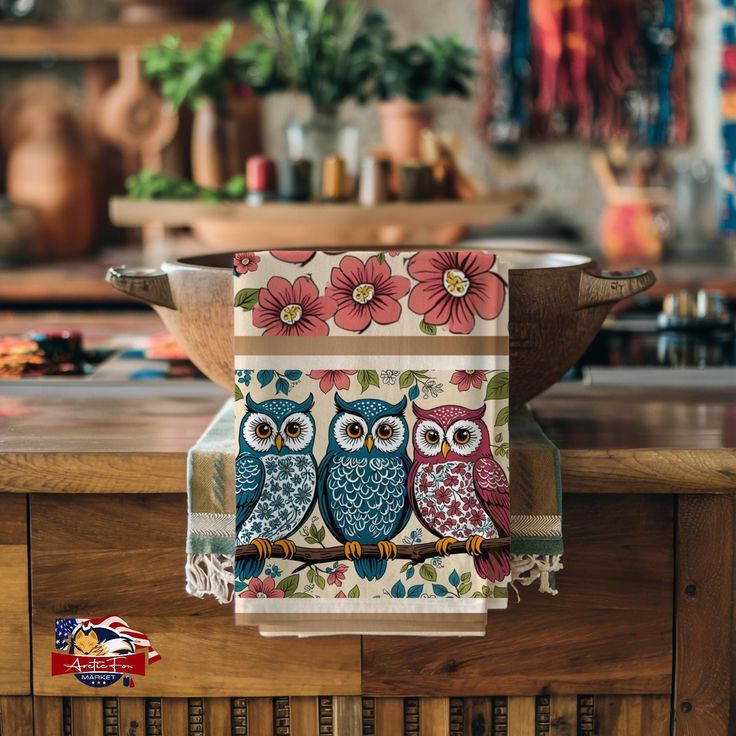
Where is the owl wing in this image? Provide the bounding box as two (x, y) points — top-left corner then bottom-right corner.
(394, 453), (414, 536)
(316, 452), (345, 544)
(473, 455), (510, 536)
(235, 453), (264, 532)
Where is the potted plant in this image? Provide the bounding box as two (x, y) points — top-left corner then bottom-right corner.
(375, 34), (475, 164)
(141, 20), (260, 189)
(235, 0), (391, 176)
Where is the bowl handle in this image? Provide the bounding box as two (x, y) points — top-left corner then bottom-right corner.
(577, 267), (656, 309)
(106, 266), (176, 310)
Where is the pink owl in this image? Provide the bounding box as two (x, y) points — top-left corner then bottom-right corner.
(408, 403), (511, 583)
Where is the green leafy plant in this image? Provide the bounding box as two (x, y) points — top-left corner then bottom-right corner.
(234, 0), (392, 115)
(125, 170), (247, 201)
(141, 20), (235, 111)
(374, 35), (475, 103)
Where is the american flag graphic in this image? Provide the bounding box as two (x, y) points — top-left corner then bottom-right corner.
(54, 616), (161, 663)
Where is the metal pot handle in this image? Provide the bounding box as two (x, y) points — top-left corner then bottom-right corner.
(577, 267), (656, 309)
(105, 266), (176, 310)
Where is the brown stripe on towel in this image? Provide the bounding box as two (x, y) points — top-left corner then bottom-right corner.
(234, 335), (510, 356)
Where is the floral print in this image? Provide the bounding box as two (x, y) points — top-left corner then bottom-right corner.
(326, 563), (348, 587)
(450, 370), (489, 392)
(326, 255), (410, 332)
(252, 276), (337, 337)
(239, 576), (285, 599)
(233, 252), (260, 275)
(308, 370), (357, 393)
(407, 251), (505, 334)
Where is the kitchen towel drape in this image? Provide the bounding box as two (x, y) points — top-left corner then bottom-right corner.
(185, 249), (563, 630)
(233, 249), (510, 634)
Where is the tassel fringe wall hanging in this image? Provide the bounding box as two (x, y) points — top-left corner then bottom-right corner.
(476, 0), (693, 147)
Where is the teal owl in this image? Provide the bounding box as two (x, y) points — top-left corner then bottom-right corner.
(236, 393), (317, 581)
(317, 393), (411, 581)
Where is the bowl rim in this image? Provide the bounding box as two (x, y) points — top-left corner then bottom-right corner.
(168, 249), (593, 272)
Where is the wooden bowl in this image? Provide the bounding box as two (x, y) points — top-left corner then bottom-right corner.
(106, 249), (655, 406)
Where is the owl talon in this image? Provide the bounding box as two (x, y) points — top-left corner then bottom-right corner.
(435, 537), (458, 556)
(251, 538), (273, 560)
(344, 541), (362, 561)
(377, 540), (398, 560)
(465, 535), (485, 556)
(274, 539), (297, 559)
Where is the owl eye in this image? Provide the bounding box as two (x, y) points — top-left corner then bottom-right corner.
(414, 420), (444, 457)
(453, 428), (471, 445)
(425, 429), (440, 445)
(446, 419), (482, 456)
(255, 423), (272, 440)
(376, 423), (393, 440)
(346, 422), (364, 439)
(284, 422), (301, 438)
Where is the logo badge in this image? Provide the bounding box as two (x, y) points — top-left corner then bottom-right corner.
(52, 616), (160, 689)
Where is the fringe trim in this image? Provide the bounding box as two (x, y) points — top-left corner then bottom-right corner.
(512, 554), (563, 596)
(185, 553), (234, 604)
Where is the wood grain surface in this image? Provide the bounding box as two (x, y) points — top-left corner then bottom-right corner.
(0, 495), (30, 694)
(0, 696), (32, 736)
(2, 381), (735, 496)
(363, 494), (674, 696)
(29, 494), (361, 697)
(673, 496), (735, 735)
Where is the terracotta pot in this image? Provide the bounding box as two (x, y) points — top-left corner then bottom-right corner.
(106, 249), (655, 407)
(110, 0), (221, 22)
(378, 99), (431, 165)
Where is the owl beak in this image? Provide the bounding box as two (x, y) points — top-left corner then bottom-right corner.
(365, 434), (374, 453)
(275, 434), (284, 452)
(441, 440), (451, 458)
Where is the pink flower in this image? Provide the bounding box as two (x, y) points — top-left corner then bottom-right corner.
(450, 370), (489, 392)
(434, 487), (452, 504)
(469, 509), (486, 527)
(253, 276), (336, 337)
(239, 576), (285, 599)
(327, 564), (348, 587)
(308, 370), (357, 393)
(326, 255), (410, 332)
(233, 251), (260, 274)
(448, 500), (461, 517)
(271, 250), (316, 265)
(407, 251), (505, 334)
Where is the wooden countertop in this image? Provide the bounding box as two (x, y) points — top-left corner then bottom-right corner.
(0, 379), (734, 495)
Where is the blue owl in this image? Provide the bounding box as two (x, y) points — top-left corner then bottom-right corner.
(317, 393), (411, 581)
(236, 393), (317, 581)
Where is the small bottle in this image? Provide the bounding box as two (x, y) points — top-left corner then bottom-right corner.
(277, 158), (312, 202)
(398, 162), (435, 201)
(321, 155), (347, 202)
(358, 155), (389, 206)
(246, 155), (277, 206)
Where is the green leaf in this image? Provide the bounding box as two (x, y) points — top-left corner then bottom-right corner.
(457, 581), (472, 596)
(309, 523), (319, 539)
(234, 384), (243, 401)
(276, 574), (300, 597)
(400, 561), (412, 573)
(303, 536), (318, 545)
(306, 568), (315, 584)
(315, 526), (326, 543)
(494, 443), (509, 459)
(472, 591), (486, 598)
(357, 369), (379, 393)
(485, 370), (510, 401)
(234, 288), (260, 310)
(348, 585), (360, 598)
(495, 432), (503, 443)
(419, 320), (437, 336)
(419, 564), (437, 582)
(315, 574), (326, 590)
(495, 406), (509, 426)
(399, 371), (414, 389)
(290, 592), (314, 598)
(376, 252), (386, 264)
(493, 586), (509, 599)
(460, 571), (472, 583)
(481, 584), (491, 597)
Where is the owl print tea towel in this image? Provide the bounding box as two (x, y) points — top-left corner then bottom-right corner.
(233, 249), (511, 634)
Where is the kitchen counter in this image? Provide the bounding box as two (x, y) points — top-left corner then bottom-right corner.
(0, 376), (734, 735)
(1, 379), (733, 496)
